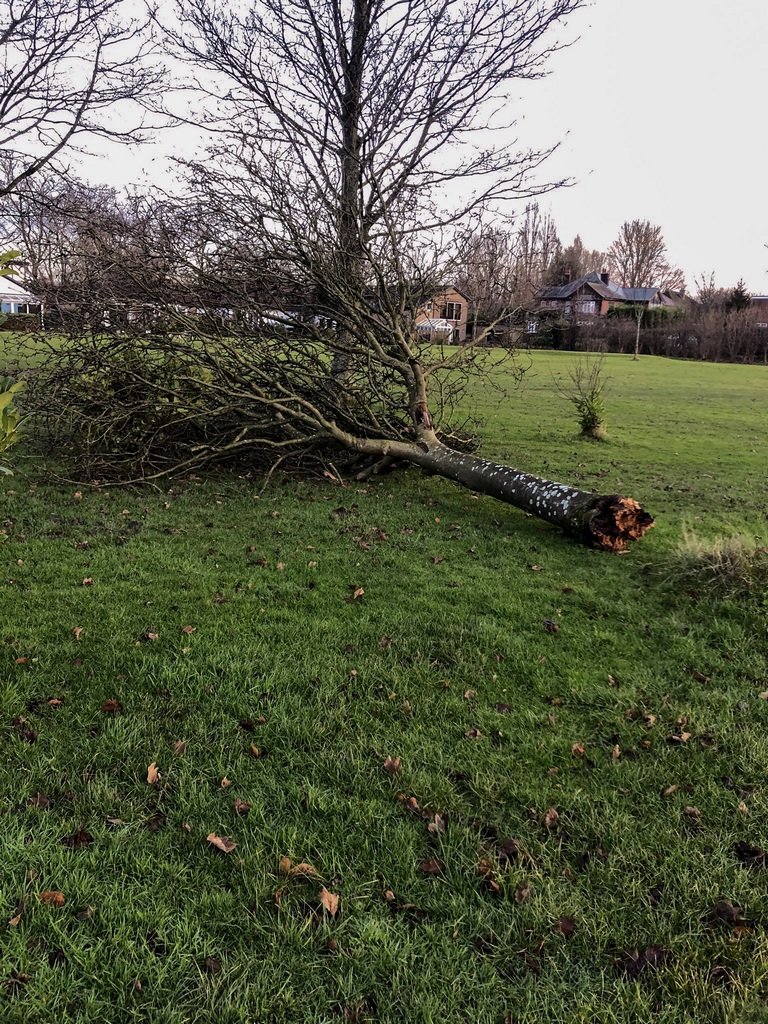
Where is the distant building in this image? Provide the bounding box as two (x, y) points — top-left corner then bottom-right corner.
(0, 276), (41, 316)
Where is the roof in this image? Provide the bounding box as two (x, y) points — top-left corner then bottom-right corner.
(0, 276), (40, 304)
(621, 287), (659, 303)
(416, 317), (454, 332)
(538, 272), (624, 302)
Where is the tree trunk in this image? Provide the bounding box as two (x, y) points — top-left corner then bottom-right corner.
(353, 437), (653, 551)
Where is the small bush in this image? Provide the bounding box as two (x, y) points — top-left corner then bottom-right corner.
(562, 357), (608, 439)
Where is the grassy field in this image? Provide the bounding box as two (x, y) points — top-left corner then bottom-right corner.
(1, 352), (767, 1023)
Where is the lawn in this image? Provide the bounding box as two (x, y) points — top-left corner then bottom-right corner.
(1, 352), (767, 1023)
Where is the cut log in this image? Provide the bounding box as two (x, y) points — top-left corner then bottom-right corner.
(399, 440), (654, 551)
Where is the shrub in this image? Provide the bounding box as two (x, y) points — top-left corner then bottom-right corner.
(668, 527), (768, 596)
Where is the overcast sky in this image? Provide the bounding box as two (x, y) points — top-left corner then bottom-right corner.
(86, 0), (767, 295)
(513, 0), (768, 294)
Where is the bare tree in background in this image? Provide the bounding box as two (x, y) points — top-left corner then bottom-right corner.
(607, 220), (685, 292)
(31, 0), (653, 549)
(0, 0), (162, 195)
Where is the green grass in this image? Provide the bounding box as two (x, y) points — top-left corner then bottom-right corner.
(1, 352), (767, 1023)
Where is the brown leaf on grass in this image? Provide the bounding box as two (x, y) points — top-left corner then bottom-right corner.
(643, 713), (657, 727)
(8, 897), (26, 927)
(554, 916), (576, 938)
(379, 636), (392, 649)
(542, 619), (559, 633)
(61, 828), (93, 849)
(288, 862), (319, 879)
(220, 777), (232, 788)
(543, 807), (559, 829)
(278, 856), (293, 875)
(172, 740), (186, 756)
(759, 690), (768, 700)
(465, 727), (482, 740)
(738, 801), (749, 815)
(352, 587), (365, 600)
(611, 745), (621, 760)
(400, 795), (419, 813)
(515, 884), (533, 904)
(615, 946), (668, 978)
(464, 689), (476, 701)
(383, 756), (401, 775)
(207, 834), (237, 853)
(139, 632), (159, 642)
(47, 697), (64, 707)
(607, 674), (618, 687)
(427, 813), (446, 836)
(495, 702), (511, 714)
(233, 798), (251, 816)
(39, 891), (66, 907)
(249, 744), (262, 759)
(418, 858), (444, 876)
(571, 743), (586, 757)
(383, 888), (396, 903)
(319, 886), (340, 917)
(204, 956), (221, 974)
(497, 838), (521, 864)
(73, 627), (84, 641)
(662, 784), (680, 797)
(27, 792), (51, 809)
(181, 625), (196, 635)
(713, 900), (742, 925)
(687, 668), (711, 683)
(684, 805), (701, 819)
(146, 762), (160, 785)
(476, 858), (493, 876)
(100, 699), (122, 714)
(82, 577), (93, 587)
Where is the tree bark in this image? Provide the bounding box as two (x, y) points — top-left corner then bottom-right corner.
(351, 436), (653, 551)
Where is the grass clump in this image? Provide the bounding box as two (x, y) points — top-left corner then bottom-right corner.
(669, 527), (768, 596)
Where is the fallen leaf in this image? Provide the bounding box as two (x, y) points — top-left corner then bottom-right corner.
(73, 626), (84, 641)
(758, 690), (768, 700)
(207, 834), (237, 853)
(250, 744), (261, 758)
(418, 858), (444, 876)
(181, 625), (196, 635)
(554, 916), (576, 938)
(379, 636), (392, 648)
(515, 884), (533, 904)
(39, 891), (66, 907)
(687, 669), (711, 683)
(220, 776), (232, 788)
(61, 828), (93, 849)
(288, 862), (318, 879)
(465, 727), (482, 740)
(738, 801), (749, 815)
(427, 813), (446, 836)
(100, 699), (122, 714)
(495, 702), (511, 714)
(27, 792), (51, 809)
(714, 900), (742, 924)
(611, 745), (621, 760)
(571, 743), (585, 757)
(172, 739), (186, 756)
(542, 619), (559, 634)
(464, 689), (476, 700)
(383, 756), (401, 775)
(662, 784), (679, 797)
(233, 798), (251, 816)
(352, 587), (365, 600)
(607, 674), (618, 687)
(82, 577), (93, 586)
(146, 762), (160, 785)
(204, 956), (222, 973)
(530, 564), (543, 571)
(684, 805), (701, 819)
(543, 807), (559, 828)
(643, 713), (656, 727)
(278, 856), (293, 875)
(47, 698), (63, 707)
(319, 886), (339, 916)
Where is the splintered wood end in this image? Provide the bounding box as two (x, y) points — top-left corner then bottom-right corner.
(588, 495), (655, 552)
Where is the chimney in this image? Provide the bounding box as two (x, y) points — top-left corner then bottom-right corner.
(563, 268), (572, 284)
(600, 271), (609, 284)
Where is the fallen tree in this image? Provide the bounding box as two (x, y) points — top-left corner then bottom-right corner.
(21, 0), (653, 549)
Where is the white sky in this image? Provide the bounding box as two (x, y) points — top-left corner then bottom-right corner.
(82, 0), (768, 295)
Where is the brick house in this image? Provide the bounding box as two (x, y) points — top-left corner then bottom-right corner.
(415, 285), (469, 343)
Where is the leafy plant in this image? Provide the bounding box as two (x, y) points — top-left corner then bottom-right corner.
(0, 376), (28, 474)
(563, 356), (608, 439)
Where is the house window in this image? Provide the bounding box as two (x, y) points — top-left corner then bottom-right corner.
(1, 302), (13, 313)
(577, 299), (597, 315)
(442, 301), (462, 321)
(527, 319), (538, 334)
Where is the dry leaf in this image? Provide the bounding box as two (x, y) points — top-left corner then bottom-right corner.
(684, 805), (701, 819)
(515, 884), (533, 904)
(738, 801), (749, 815)
(662, 784), (679, 797)
(319, 886), (339, 916)
(758, 690), (768, 700)
(181, 625), (196, 635)
(288, 862), (319, 879)
(465, 727), (482, 740)
(73, 626), (84, 641)
(233, 798), (251, 816)
(250, 744), (261, 759)
(278, 856), (293, 875)
(383, 756), (400, 775)
(554, 916), (576, 938)
(352, 587), (365, 600)
(464, 689), (476, 700)
(427, 813), (446, 835)
(220, 777), (232, 788)
(146, 762), (160, 785)
(418, 858), (444, 876)
(687, 669), (711, 683)
(82, 577), (93, 586)
(543, 807), (559, 828)
(611, 745), (621, 760)
(207, 833), (237, 853)
(39, 891), (66, 907)
(27, 792), (51, 809)
(571, 743), (585, 757)
(542, 619), (559, 634)
(172, 739), (186, 756)
(100, 699), (122, 714)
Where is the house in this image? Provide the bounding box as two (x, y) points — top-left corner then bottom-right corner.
(0, 276), (42, 316)
(536, 272), (684, 319)
(751, 296), (768, 328)
(415, 285), (469, 343)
